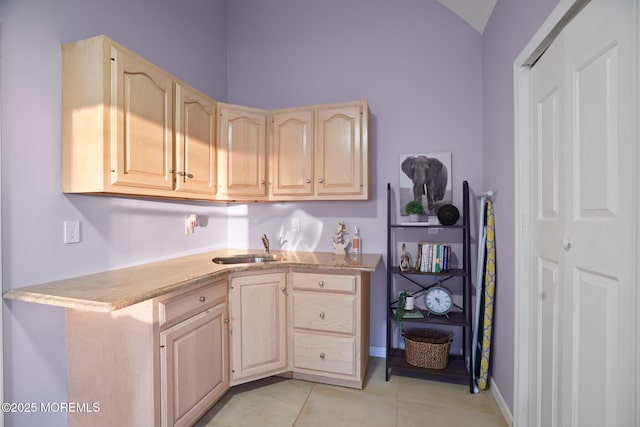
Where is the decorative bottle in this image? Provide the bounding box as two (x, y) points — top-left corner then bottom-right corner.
(352, 226), (361, 253)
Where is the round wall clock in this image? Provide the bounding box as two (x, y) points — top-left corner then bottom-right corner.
(424, 286), (453, 315)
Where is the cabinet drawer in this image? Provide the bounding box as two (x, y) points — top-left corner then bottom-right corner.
(293, 292), (356, 334)
(290, 272), (356, 293)
(159, 280), (227, 327)
(293, 332), (356, 376)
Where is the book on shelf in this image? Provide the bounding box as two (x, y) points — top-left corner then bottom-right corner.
(398, 216), (440, 226)
(392, 309), (424, 319)
(415, 242), (451, 273)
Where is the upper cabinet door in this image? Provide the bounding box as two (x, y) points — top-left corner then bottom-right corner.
(315, 102), (369, 200)
(270, 109), (314, 199)
(175, 83), (217, 196)
(217, 103), (268, 200)
(111, 46), (174, 190)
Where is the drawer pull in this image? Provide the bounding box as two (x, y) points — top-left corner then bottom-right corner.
(318, 281), (324, 288)
(319, 312), (325, 319)
(319, 352), (325, 359)
(199, 296), (206, 302)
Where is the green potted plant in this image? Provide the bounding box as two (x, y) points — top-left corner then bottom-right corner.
(393, 291), (411, 331)
(405, 200), (424, 221)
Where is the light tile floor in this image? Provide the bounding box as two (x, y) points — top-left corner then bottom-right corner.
(195, 357), (508, 427)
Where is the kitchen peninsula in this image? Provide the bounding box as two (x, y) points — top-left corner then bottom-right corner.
(3, 249), (381, 427)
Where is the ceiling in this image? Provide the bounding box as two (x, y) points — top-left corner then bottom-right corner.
(437, 0), (497, 34)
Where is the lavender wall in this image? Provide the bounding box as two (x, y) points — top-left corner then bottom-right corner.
(0, 1), (228, 425)
(482, 0), (560, 411)
(225, 0), (484, 352)
(0, 0), (497, 425)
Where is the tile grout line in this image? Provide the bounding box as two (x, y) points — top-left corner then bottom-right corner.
(291, 381), (316, 426)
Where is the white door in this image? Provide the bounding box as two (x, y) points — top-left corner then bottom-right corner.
(529, 0), (637, 426)
(530, 30), (564, 427)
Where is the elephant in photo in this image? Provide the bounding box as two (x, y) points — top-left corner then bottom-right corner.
(401, 155), (448, 210)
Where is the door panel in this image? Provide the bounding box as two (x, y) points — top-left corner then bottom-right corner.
(537, 258), (560, 427)
(229, 273), (287, 385)
(315, 105), (363, 197)
(572, 268), (619, 427)
(531, 33), (565, 427)
(112, 48), (174, 190)
(271, 110), (314, 198)
(160, 304), (229, 427)
(217, 104), (268, 199)
(529, 1), (637, 426)
(175, 84), (216, 196)
(573, 45), (619, 218)
(564, 8), (635, 425)
(537, 87), (561, 220)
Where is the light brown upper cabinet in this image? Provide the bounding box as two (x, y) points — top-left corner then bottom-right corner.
(315, 101), (369, 200)
(270, 108), (315, 199)
(62, 35), (217, 200)
(270, 101), (370, 201)
(217, 103), (269, 201)
(62, 35), (369, 202)
(175, 83), (217, 197)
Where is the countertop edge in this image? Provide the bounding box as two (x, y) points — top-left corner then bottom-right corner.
(3, 250), (382, 312)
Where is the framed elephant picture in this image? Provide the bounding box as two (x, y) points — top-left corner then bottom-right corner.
(399, 152), (452, 216)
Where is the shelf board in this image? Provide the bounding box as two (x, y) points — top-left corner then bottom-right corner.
(390, 309), (469, 327)
(389, 267), (467, 277)
(390, 224), (464, 229)
(387, 349), (470, 385)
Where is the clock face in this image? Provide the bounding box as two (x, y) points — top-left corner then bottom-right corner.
(424, 287), (453, 315)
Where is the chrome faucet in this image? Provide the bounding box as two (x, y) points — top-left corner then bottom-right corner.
(261, 234), (270, 255)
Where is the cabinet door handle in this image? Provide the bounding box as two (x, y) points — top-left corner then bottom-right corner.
(305, 178), (311, 183)
(319, 352), (325, 359)
(281, 287), (286, 292)
(318, 178), (324, 183)
(318, 281), (324, 288)
(223, 319), (229, 324)
(319, 312), (325, 319)
(199, 296), (206, 302)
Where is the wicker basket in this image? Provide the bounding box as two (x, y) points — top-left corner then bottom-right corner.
(403, 329), (452, 369)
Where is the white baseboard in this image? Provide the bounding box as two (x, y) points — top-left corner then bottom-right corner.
(369, 346), (385, 358)
(489, 378), (514, 426)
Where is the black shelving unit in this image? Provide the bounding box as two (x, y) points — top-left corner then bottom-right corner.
(385, 181), (473, 393)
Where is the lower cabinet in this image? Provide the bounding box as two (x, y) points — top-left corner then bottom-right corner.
(66, 277), (229, 427)
(228, 271), (288, 385)
(290, 271), (370, 389)
(227, 270), (370, 389)
(159, 302), (228, 427)
(65, 268), (370, 426)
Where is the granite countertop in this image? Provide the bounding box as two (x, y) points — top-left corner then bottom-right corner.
(3, 249), (382, 312)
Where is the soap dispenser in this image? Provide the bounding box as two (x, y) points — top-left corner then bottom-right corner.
(352, 226), (361, 253)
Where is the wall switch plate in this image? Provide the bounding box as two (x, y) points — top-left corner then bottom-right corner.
(64, 220), (80, 244)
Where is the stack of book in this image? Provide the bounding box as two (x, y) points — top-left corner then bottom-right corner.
(415, 242), (451, 272)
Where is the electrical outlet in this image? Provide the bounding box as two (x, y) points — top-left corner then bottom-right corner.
(64, 220), (80, 244)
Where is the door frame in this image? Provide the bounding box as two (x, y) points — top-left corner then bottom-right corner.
(513, 0), (640, 425)
(0, 22), (4, 427)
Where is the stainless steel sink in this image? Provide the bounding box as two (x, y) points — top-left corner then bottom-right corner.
(212, 253), (284, 265)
